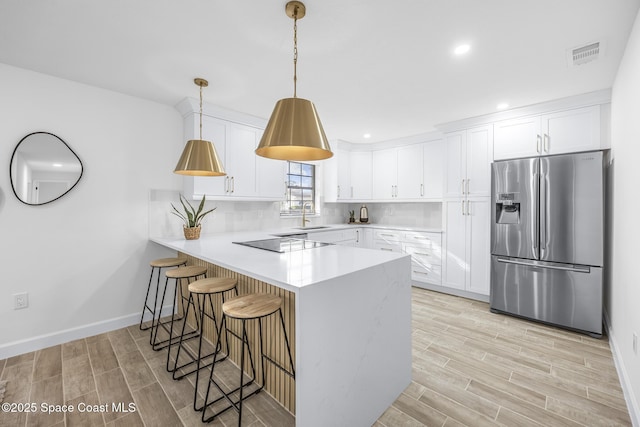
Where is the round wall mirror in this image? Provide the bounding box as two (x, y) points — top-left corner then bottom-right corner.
(10, 132), (83, 205)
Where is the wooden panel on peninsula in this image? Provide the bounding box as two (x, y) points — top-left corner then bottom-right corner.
(179, 252), (296, 415)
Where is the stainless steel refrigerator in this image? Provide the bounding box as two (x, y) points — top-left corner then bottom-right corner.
(490, 151), (605, 337)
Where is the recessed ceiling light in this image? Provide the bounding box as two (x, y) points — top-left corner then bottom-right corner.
(52, 163), (62, 167)
(363, 133), (371, 139)
(454, 44), (470, 56)
(496, 102), (509, 110)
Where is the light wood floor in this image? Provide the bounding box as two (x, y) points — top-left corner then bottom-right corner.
(0, 288), (631, 426)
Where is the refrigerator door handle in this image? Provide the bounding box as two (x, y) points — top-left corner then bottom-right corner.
(533, 172), (539, 251)
(496, 257), (590, 273)
(540, 174), (548, 251)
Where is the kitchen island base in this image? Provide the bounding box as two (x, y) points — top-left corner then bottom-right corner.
(152, 233), (412, 427)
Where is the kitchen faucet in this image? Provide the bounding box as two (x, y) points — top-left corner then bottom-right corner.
(301, 202), (313, 227)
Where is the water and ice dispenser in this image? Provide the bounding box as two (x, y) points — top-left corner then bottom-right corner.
(495, 193), (520, 224)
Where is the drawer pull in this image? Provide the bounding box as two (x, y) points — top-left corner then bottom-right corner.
(412, 270), (429, 275)
(380, 247), (393, 251)
(380, 233), (396, 237)
(413, 236), (429, 240)
(413, 252), (430, 256)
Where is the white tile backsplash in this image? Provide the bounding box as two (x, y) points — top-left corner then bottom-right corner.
(148, 190), (345, 238)
(338, 202), (442, 229)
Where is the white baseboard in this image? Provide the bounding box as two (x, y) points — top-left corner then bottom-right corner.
(603, 309), (640, 427)
(0, 305), (174, 359)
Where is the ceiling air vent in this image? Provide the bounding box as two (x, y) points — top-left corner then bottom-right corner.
(568, 42), (601, 66)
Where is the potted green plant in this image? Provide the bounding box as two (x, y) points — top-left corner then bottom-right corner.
(171, 195), (216, 240)
(349, 210), (355, 223)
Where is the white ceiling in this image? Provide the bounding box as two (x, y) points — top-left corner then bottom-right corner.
(1, 0), (639, 144)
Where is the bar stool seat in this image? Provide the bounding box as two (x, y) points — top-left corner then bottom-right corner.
(222, 293), (282, 319)
(188, 277), (238, 294)
(139, 257), (187, 343)
(202, 293), (295, 425)
(152, 265), (207, 352)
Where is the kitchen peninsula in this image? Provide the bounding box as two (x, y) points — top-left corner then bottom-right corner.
(151, 229), (412, 427)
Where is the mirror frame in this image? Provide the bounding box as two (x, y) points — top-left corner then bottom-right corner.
(9, 131), (84, 206)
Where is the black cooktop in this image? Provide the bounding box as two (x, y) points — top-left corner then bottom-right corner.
(233, 237), (332, 253)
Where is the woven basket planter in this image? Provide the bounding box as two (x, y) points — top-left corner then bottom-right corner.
(183, 225), (201, 240)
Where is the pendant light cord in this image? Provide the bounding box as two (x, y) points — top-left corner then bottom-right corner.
(199, 83), (203, 140)
(293, 7), (298, 98)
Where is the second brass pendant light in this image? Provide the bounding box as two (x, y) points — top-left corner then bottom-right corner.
(255, 1), (333, 161)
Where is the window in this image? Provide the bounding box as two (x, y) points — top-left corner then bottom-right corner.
(281, 161), (316, 215)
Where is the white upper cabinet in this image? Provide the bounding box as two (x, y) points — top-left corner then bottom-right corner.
(422, 139), (445, 199)
(256, 129), (286, 200)
(372, 148), (398, 199)
(349, 151), (372, 200)
(224, 124), (258, 197)
(182, 114), (284, 201)
(322, 148), (349, 202)
(336, 149), (351, 200)
(371, 140), (444, 202)
(445, 125), (492, 199)
(494, 105), (601, 160)
(397, 144), (424, 199)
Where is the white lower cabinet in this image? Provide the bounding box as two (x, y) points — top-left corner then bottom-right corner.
(310, 228), (361, 247)
(443, 198), (491, 296)
(368, 228), (442, 286)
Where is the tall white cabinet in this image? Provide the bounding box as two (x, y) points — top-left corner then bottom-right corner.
(442, 125), (492, 297)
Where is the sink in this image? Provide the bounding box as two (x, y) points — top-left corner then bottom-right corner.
(294, 226), (330, 230)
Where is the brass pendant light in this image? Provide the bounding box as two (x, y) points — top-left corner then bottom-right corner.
(174, 78), (226, 176)
(256, 1), (333, 161)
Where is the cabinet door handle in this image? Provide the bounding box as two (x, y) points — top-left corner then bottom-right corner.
(337, 185), (340, 198)
(461, 201), (465, 216)
(420, 183), (424, 197)
(391, 185), (394, 198)
(466, 179), (470, 195)
(467, 200), (471, 215)
(536, 134), (542, 153)
(225, 176), (229, 193)
(356, 230), (359, 243)
(461, 179), (465, 195)
(544, 134), (550, 153)
(231, 176), (235, 193)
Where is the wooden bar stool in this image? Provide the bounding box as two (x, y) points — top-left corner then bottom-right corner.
(151, 265), (207, 352)
(202, 293), (295, 425)
(139, 257), (187, 344)
(169, 277), (238, 411)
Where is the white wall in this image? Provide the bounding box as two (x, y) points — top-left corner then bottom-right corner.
(609, 7), (640, 425)
(0, 63), (183, 357)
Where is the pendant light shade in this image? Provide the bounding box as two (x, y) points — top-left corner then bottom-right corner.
(256, 97), (332, 161)
(255, 1), (332, 161)
(174, 139), (225, 176)
(174, 78), (226, 176)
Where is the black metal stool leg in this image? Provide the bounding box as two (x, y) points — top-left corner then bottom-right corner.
(139, 266), (157, 331)
(151, 276), (171, 350)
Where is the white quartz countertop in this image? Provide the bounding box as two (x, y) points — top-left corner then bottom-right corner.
(150, 227), (410, 293)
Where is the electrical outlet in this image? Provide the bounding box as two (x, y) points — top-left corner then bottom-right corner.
(13, 292), (29, 310)
(634, 332), (638, 355)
